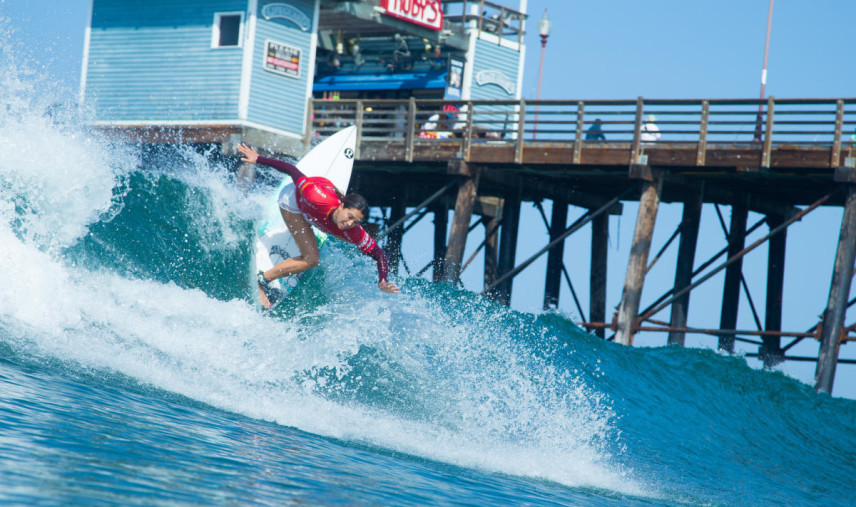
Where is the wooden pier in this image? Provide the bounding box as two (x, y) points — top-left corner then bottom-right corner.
(313, 96), (856, 394)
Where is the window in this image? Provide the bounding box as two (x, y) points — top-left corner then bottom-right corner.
(212, 12), (243, 48)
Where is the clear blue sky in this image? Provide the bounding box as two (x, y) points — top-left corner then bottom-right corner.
(3, 0), (856, 397)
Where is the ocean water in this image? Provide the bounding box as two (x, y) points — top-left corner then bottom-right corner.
(3, 26), (856, 507)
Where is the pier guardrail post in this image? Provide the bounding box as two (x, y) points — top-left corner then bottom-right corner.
(464, 100), (474, 160)
(304, 98), (314, 146)
(761, 96), (775, 168)
(355, 100), (363, 159)
(696, 100), (709, 166)
(832, 99), (844, 168)
(515, 98), (526, 164)
(573, 101), (584, 164)
(630, 97), (644, 164)
(406, 97), (416, 163)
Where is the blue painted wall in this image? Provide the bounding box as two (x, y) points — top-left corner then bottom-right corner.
(470, 38), (520, 101)
(85, 0), (247, 122)
(247, 0), (316, 134)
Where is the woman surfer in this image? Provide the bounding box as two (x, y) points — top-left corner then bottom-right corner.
(238, 144), (399, 308)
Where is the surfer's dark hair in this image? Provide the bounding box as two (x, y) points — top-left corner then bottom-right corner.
(342, 193), (369, 216)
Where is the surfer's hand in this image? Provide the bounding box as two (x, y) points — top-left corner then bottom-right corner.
(238, 143), (258, 164)
(378, 281), (400, 294)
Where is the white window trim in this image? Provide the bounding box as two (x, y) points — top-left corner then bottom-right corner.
(211, 11), (245, 48)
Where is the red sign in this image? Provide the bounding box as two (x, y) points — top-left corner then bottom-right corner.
(381, 0), (444, 31)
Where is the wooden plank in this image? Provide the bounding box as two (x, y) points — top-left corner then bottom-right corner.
(761, 96), (775, 168)
(573, 102), (584, 164)
(515, 99), (526, 164)
(697, 100), (709, 166)
(832, 99), (844, 168)
(630, 97), (644, 164)
(406, 97), (416, 163)
(355, 100), (364, 160)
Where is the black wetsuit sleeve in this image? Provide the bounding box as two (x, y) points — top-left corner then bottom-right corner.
(256, 156), (306, 181)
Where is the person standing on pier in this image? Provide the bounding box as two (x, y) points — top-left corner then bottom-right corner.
(586, 118), (606, 140)
(640, 114), (661, 142)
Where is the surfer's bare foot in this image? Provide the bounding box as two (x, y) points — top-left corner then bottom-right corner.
(258, 284), (272, 309)
(257, 271), (273, 309)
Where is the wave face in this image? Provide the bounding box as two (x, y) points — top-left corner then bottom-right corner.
(2, 22), (856, 507)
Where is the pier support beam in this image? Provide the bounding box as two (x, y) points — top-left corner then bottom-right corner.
(484, 208), (501, 290)
(761, 212), (786, 367)
(386, 187), (407, 276)
(816, 186), (856, 393)
(718, 198), (748, 353)
(590, 211), (609, 338)
(432, 200), (449, 282)
(616, 173), (662, 345)
(668, 189), (703, 346)
(495, 187), (522, 306)
(442, 164), (480, 282)
(543, 199), (569, 310)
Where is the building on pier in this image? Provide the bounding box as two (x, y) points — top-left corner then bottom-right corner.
(80, 0), (526, 151)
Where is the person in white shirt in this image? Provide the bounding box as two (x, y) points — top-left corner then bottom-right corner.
(640, 114), (661, 142)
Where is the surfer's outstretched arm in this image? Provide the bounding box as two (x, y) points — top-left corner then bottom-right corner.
(238, 143), (306, 181)
(367, 244), (400, 294)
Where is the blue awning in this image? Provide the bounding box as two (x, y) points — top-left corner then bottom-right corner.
(313, 70), (446, 91)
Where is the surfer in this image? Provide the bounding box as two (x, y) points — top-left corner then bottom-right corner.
(238, 144), (400, 308)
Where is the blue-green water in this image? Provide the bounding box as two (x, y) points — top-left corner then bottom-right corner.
(2, 29), (856, 507)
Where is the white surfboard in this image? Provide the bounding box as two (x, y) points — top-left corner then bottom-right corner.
(254, 126), (357, 308)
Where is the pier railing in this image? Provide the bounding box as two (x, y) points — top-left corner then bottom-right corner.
(308, 97), (856, 166)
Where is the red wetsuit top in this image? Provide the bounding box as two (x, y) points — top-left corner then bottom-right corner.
(258, 156), (389, 283)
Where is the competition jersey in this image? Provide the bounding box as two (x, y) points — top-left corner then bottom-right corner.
(295, 176), (376, 255)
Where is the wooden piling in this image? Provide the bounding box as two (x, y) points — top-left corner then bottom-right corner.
(484, 213), (500, 290)
(718, 198), (749, 353)
(590, 211), (609, 338)
(386, 185), (407, 276)
(442, 163), (480, 282)
(495, 187), (522, 306)
(762, 212), (786, 367)
(616, 173), (662, 345)
(668, 189), (703, 346)
(432, 200), (448, 283)
(816, 186), (856, 393)
(543, 199), (569, 310)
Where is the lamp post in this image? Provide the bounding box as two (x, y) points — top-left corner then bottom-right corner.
(534, 9), (551, 139)
(754, 0), (774, 141)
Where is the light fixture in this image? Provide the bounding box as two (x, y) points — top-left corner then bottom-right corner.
(538, 9), (551, 40)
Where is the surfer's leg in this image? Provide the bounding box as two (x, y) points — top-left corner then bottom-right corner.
(263, 210), (320, 282)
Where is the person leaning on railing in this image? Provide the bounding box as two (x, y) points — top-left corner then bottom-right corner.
(586, 119), (606, 141)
